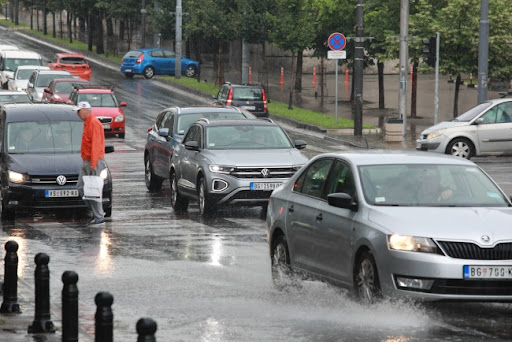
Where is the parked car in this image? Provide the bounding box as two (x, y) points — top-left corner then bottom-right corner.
(26, 69), (74, 102)
(120, 48), (199, 79)
(267, 150), (512, 303)
(67, 85), (126, 138)
(144, 106), (256, 192)
(0, 103), (114, 220)
(0, 90), (31, 104)
(170, 119), (308, 216)
(416, 98), (512, 159)
(48, 53), (92, 81)
(7, 65), (50, 92)
(42, 78), (90, 103)
(0, 45), (19, 51)
(213, 82), (268, 118)
(0, 50), (43, 88)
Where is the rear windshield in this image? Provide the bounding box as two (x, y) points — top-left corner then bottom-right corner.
(123, 51), (143, 59)
(233, 88), (262, 101)
(54, 81), (89, 94)
(4, 58), (42, 71)
(59, 57), (87, 64)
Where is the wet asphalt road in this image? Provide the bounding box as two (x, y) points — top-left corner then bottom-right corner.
(2, 28), (512, 341)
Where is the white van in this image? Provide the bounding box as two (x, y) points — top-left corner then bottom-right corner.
(0, 50), (43, 88)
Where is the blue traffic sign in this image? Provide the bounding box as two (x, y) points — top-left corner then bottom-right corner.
(328, 33), (346, 51)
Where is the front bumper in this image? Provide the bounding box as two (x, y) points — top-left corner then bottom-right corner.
(415, 137), (445, 153)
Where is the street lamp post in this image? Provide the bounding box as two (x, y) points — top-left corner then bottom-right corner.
(175, 0), (182, 78)
(140, 4), (146, 48)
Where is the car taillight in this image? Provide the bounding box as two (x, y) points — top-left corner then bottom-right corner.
(136, 54), (145, 64)
(147, 126), (153, 133)
(226, 88), (233, 106)
(262, 88), (268, 112)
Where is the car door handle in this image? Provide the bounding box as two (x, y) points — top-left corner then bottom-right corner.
(316, 213), (323, 221)
(288, 205), (294, 213)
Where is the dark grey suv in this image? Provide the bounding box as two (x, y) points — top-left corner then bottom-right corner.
(212, 83), (268, 118)
(169, 119), (308, 217)
(144, 106), (256, 192)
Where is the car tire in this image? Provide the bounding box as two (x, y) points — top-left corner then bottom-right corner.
(271, 234), (298, 290)
(185, 65), (197, 78)
(104, 206), (112, 218)
(170, 171), (189, 212)
(144, 156), (163, 192)
(354, 250), (382, 305)
(198, 176), (216, 217)
(125, 73), (134, 79)
(143, 67), (155, 79)
(118, 133), (125, 139)
(1, 199), (15, 221)
(446, 138), (475, 159)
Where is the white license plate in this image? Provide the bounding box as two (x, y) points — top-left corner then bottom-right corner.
(241, 106), (256, 110)
(45, 189), (79, 198)
(102, 124), (111, 129)
(250, 182), (282, 190)
(463, 265), (512, 279)
(125, 69), (132, 72)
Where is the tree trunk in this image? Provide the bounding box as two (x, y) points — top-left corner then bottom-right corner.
(52, 11), (56, 38)
(95, 10), (104, 55)
(14, 0), (18, 25)
(411, 61), (418, 118)
(67, 12), (73, 43)
(43, 3), (47, 35)
(30, 6), (33, 30)
(261, 43), (268, 102)
(378, 60), (384, 109)
(288, 52), (296, 110)
(79, 16), (86, 42)
(294, 50), (302, 91)
(119, 21), (125, 41)
(88, 15), (93, 51)
(106, 18), (114, 56)
(216, 40), (223, 85)
(453, 74), (461, 118)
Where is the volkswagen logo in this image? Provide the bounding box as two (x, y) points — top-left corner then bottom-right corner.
(481, 235), (490, 243)
(56, 175), (67, 186)
(261, 168), (270, 178)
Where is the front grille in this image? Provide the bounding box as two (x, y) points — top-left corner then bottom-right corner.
(431, 279), (512, 296)
(437, 241), (512, 260)
(30, 175), (79, 185)
(230, 166), (297, 179)
(97, 117), (112, 124)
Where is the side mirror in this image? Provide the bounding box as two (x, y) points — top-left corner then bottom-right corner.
(475, 118), (484, 125)
(105, 145), (114, 154)
(327, 193), (358, 212)
(184, 141), (199, 151)
(119, 101), (127, 107)
(158, 128), (169, 138)
(43, 87), (50, 93)
(294, 139), (307, 150)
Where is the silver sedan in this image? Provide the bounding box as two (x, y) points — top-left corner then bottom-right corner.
(266, 151), (512, 303)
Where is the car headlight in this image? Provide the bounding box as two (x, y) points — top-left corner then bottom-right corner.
(35, 92), (43, 99)
(114, 115), (124, 122)
(388, 234), (439, 253)
(425, 128), (446, 140)
(16, 87), (24, 92)
(99, 168), (109, 180)
(8, 171), (27, 184)
(209, 165), (235, 174)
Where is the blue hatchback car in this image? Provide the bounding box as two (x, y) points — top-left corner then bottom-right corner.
(120, 48), (199, 79)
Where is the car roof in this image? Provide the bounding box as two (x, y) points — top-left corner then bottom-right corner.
(309, 150), (476, 167)
(2, 103), (80, 122)
(15, 66), (50, 71)
(1, 50), (41, 58)
(0, 91), (30, 96)
(52, 78), (89, 83)
(137, 48), (172, 53)
(74, 86), (114, 93)
(56, 53), (86, 58)
(197, 118), (277, 127)
(487, 98), (512, 105)
(222, 82), (263, 88)
(167, 105), (243, 115)
(35, 70), (73, 75)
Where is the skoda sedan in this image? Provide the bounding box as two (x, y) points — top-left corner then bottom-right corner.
(267, 151), (512, 303)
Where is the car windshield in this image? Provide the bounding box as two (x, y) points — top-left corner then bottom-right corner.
(233, 88), (262, 101)
(359, 164), (509, 207)
(59, 57), (86, 64)
(176, 112), (252, 135)
(17, 69), (38, 79)
(4, 58), (41, 71)
(77, 93), (117, 107)
(7, 121), (83, 154)
(36, 74), (73, 87)
(206, 125), (292, 149)
(0, 94), (30, 104)
(123, 51), (143, 59)
(453, 102), (493, 122)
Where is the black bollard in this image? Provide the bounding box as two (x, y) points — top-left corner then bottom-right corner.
(0, 240), (21, 313)
(95, 291), (114, 342)
(136, 317), (157, 342)
(62, 271), (79, 342)
(28, 253), (55, 333)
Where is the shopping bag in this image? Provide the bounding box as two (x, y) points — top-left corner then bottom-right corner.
(82, 175), (104, 202)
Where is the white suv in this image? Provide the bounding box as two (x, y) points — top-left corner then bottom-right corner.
(0, 50), (43, 89)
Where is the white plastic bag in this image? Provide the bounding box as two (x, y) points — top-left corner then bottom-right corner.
(82, 175), (104, 202)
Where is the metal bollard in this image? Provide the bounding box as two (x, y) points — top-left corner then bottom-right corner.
(28, 253), (56, 333)
(136, 317), (157, 342)
(95, 291), (114, 342)
(62, 270), (79, 342)
(0, 240), (21, 313)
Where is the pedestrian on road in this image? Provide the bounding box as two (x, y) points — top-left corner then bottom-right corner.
(73, 101), (106, 225)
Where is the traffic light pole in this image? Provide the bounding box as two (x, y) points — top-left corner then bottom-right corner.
(434, 32), (440, 125)
(477, 0), (489, 104)
(399, 0), (409, 137)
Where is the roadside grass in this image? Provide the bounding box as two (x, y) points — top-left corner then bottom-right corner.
(1, 18), (371, 129)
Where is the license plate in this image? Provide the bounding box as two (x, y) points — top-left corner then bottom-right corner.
(102, 124), (111, 129)
(241, 106), (256, 110)
(463, 265), (512, 279)
(45, 189), (79, 198)
(416, 141), (422, 149)
(125, 69), (132, 72)
(250, 182), (282, 190)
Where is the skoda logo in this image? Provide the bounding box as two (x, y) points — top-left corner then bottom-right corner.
(56, 175), (67, 186)
(261, 168), (270, 178)
(481, 235), (490, 243)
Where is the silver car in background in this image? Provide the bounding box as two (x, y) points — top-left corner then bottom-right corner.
(416, 98), (512, 159)
(267, 151), (512, 303)
(7, 65), (50, 92)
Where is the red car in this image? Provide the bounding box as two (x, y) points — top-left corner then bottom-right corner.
(42, 78), (90, 103)
(48, 53), (92, 81)
(68, 86), (127, 138)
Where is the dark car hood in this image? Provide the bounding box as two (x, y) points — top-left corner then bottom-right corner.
(7, 153), (82, 175)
